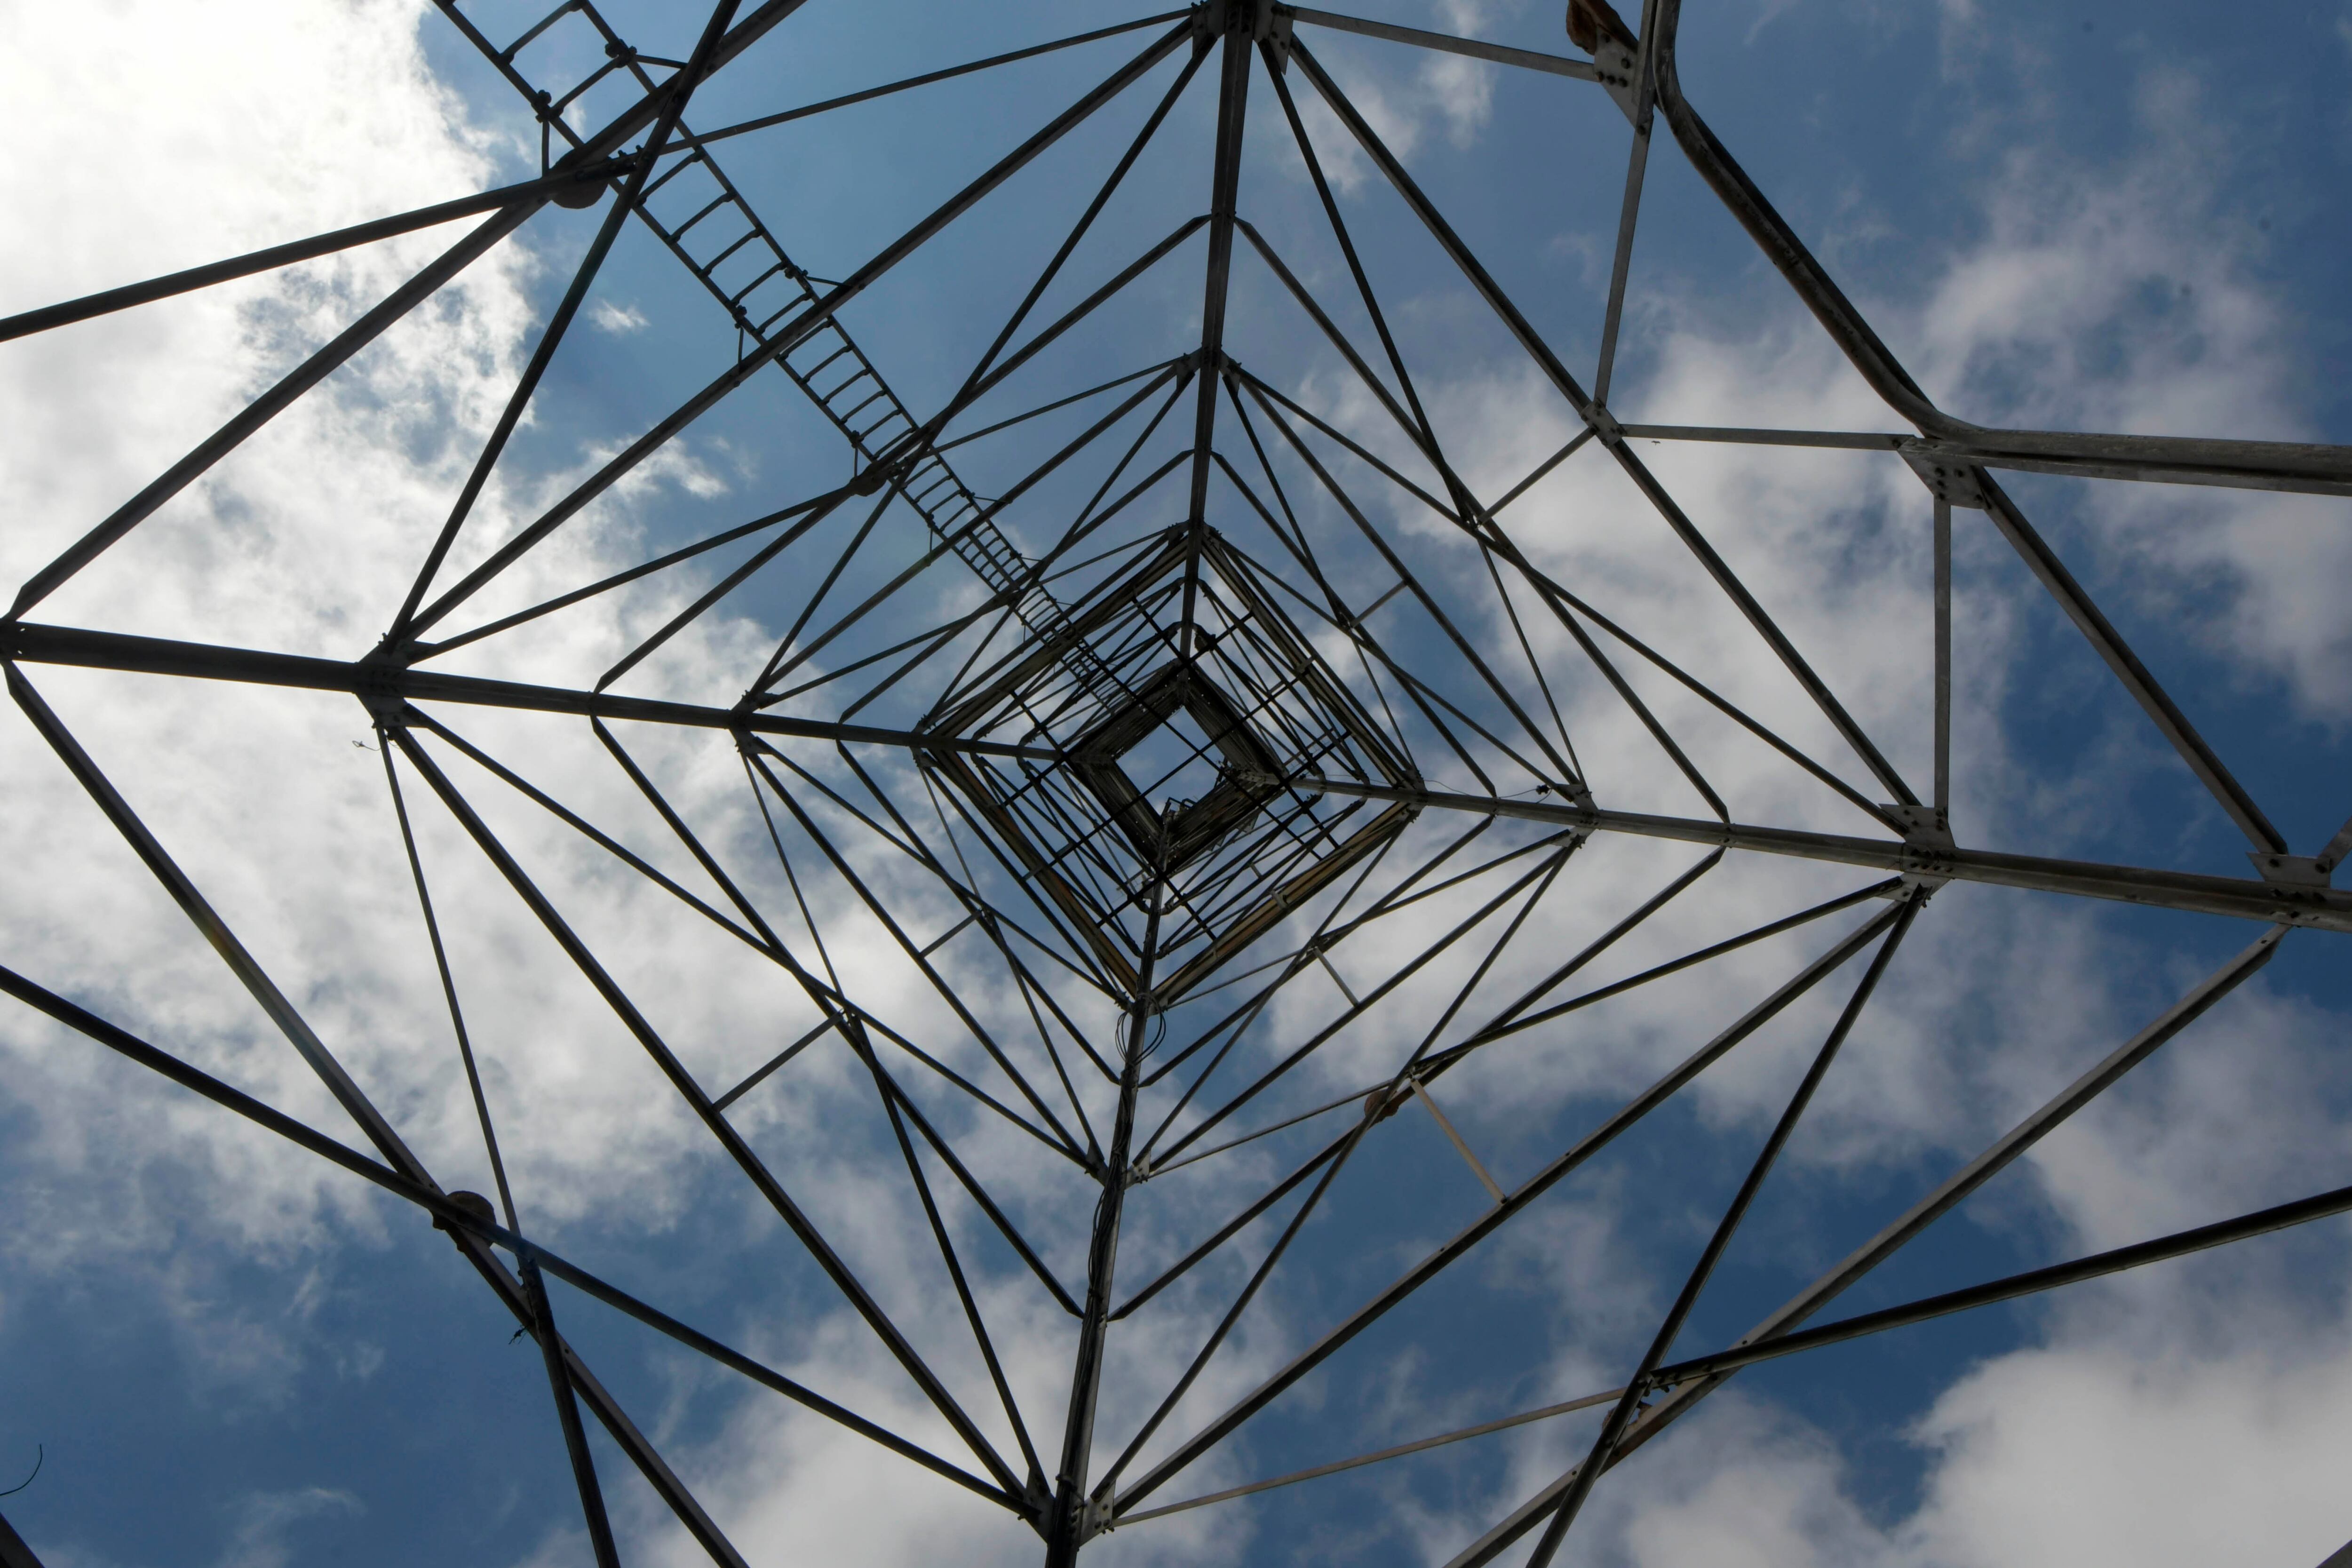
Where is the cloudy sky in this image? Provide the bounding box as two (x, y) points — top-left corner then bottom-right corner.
(2, 1), (2349, 1565)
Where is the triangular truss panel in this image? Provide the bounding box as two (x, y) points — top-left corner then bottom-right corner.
(4, 0), (2349, 1564)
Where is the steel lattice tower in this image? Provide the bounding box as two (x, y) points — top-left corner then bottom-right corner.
(4, 1), (2349, 1564)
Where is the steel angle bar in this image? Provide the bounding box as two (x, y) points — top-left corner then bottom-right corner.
(937, 361), (1185, 454)
(1207, 421), (1440, 773)
(739, 762), (1105, 1152)
(1441, 873), (1893, 1062)
(953, 44), (1210, 410)
(1485, 557), (1889, 825)
(1287, 36), (1921, 809)
(1119, 1385), (1629, 1524)
(1413, 1080), (1508, 1203)
(1934, 498), (1953, 816)
(1227, 229), (1446, 510)
(1976, 471), (2285, 854)
(1440, 924), (2284, 1568)
(1645, 0), (2352, 495)
(384, 724), (1033, 1503)
(10, 203), (529, 621)
(2315, 811), (2352, 878)
(870, 1060), (1086, 1319)
(416, 488), (846, 658)
(1115, 1132), (1348, 1321)
(783, 597), (1004, 712)
(0, 621), (1073, 765)
(1229, 370), (1720, 811)
(1109, 899), (1904, 1518)
(12, 0), (801, 621)
(1296, 775), (2352, 931)
(913, 775), (1105, 1137)
(713, 1016), (835, 1109)
(844, 1019), (1052, 1500)
(1143, 1076), (1391, 1178)
(822, 411), (1186, 721)
(1650, 1175), (2352, 1385)
(1236, 382), (1575, 785)
(1490, 428), (1598, 514)
(602, 475), (870, 693)
(3, 670), (752, 1564)
(667, 11), (1194, 152)
(1089, 845), (1574, 1509)
(1527, 892), (1921, 1563)
(1143, 842), (1572, 1169)
(1618, 423), (1905, 451)
(1286, 7), (1602, 82)
(379, 743), (518, 1227)
(1043, 866), (1169, 1567)
(750, 361), (1190, 695)
(517, 1257), (622, 1568)
(405, 16), (1194, 637)
(0, 966), (1022, 1513)
(741, 755), (1102, 1154)
(1186, 22), (1257, 521)
(6, 664), (420, 1166)
(0, 158), (635, 342)
(907, 768), (1128, 1013)
(946, 217), (1210, 425)
(746, 749), (1092, 1159)
(592, 716), (790, 947)
(1133, 807), (1473, 1104)
(402, 693), (771, 957)
(826, 747), (1113, 1113)
(759, 485), (909, 698)
(396, 0), (747, 646)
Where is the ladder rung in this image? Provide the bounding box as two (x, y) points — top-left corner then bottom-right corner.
(699, 227), (763, 272)
(503, 0), (583, 61)
(640, 147), (705, 199)
(671, 193), (734, 240)
(729, 260), (787, 303)
(756, 297), (812, 336)
(819, 375), (873, 410)
(837, 385), (889, 423)
(549, 57), (625, 116)
(792, 341), (853, 379)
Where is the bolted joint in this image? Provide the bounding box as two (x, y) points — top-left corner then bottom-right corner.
(353, 670), (411, 729)
(1076, 1493), (1118, 1544)
(2249, 852), (2332, 888)
(431, 1188), (498, 1248)
(1899, 440), (1989, 509)
(1881, 802), (1955, 889)
(1199, 0), (1294, 51)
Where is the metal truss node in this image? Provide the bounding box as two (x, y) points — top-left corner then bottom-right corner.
(3, 0), (2347, 1563)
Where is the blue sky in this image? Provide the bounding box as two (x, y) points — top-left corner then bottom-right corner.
(2, 2), (2350, 1566)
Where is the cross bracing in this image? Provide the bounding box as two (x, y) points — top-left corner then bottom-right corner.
(3, 1), (2348, 1563)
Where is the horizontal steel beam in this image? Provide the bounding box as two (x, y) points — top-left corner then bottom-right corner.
(1285, 6), (1600, 81)
(1292, 776), (2352, 932)
(0, 622), (1067, 764)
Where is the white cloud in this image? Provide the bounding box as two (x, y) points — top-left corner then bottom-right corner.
(588, 298), (649, 335)
(2, 6), (2345, 1568)
(217, 1487), (364, 1568)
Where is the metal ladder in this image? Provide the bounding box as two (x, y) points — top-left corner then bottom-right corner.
(436, 0), (1128, 712)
